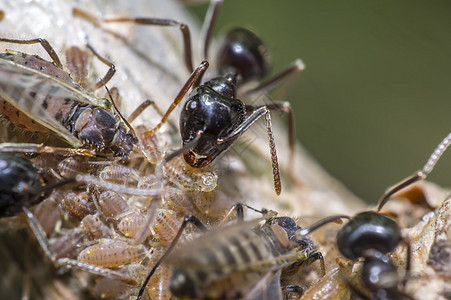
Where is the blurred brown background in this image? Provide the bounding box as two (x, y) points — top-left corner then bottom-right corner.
(188, 0), (451, 203)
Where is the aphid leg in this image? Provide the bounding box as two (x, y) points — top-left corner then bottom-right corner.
(0, 142), (96, 156)
(200, 0), (223, 60)
(85, 43), (116, 89)
(137, 215), (207, 300)
(0, 37), (63, 68)
(22, 207), (137, 285)
(73, 8), (194, 72)
(246, 59), (305, 96)
(307, 251), (326, 276)
(377, 132), (451, 211)
(401, 239), (412, 289)
(147, 61), (209, 135)
(282, 285), (304, 298)
(128, 100), (178, 134)
(128, 100), (160, 124)
(344, 278), (371, 300)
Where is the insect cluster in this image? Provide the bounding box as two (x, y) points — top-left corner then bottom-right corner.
(0, 0), (450, 300)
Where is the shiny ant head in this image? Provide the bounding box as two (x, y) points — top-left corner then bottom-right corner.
(336, 211), (401, 259)
(0, 153), (42, 217)
(180, 85), (246, 168)
(216, 28), (270, 84)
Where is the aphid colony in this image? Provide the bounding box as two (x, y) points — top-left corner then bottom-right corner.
(1, 0), (450, 299)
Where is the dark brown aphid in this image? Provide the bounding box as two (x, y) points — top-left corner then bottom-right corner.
(0, 38), (136, 157)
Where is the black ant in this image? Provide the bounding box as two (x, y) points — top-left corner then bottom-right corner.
(298, 132), (451, 299)
(0, 153), (75, 217)
(74, 0), (304, 195)
(0, 153), (177, 218)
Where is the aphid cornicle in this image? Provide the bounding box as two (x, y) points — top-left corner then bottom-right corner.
(137, 205), (338, 300)
(75, 0), (302, 194)
(0, 38), (136, 158)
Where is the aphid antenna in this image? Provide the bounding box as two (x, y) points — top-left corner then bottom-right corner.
(104, 84), (138, 143)
(296, 214), (350, 238)
(28, 177), (77, 196)
(377, 132), (451, 212)
(21, 207), (138, 285)
(74, 174), (176, 196)
(132, 198), (161, 246)
(0, 143), (96, 156)
(218, 202), (272, 226)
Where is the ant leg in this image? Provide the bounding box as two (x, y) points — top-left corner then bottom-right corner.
(0, 143), (96, 156)
(22, 207), (138, 285)
(246, 59), (305, 96)
(377, 132), (451, 211)
(0, 37), (63, 68)
(137, 214), (207, 300)
(85, 44), (116, 89)
(73, 8), (194, 72)
(147, 61), (209, 135)
(0, 11), (4, 21)
(201, 0), (223, 59)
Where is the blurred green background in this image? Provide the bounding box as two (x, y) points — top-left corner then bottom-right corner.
(187, 0), (451, 203)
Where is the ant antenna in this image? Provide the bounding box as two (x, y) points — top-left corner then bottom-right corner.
(377, 132), (451, 212)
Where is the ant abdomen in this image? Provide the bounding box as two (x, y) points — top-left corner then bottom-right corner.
(216, 28), (270, 84)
